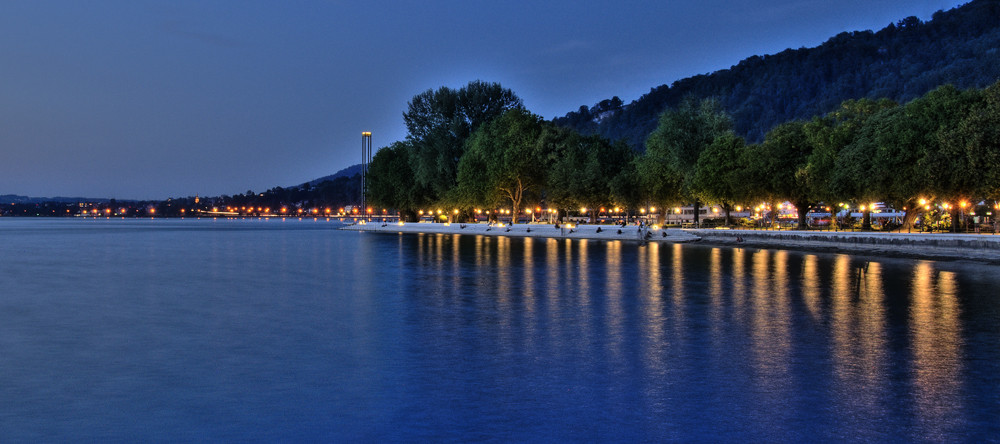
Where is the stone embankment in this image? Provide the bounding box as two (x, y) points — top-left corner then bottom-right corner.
(690, 228), (1000, 264)
(340, 221), (700, 243)
(341, 222), (1000, 263)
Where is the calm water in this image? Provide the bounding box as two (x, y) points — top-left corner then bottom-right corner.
(0, 218), (998, 442)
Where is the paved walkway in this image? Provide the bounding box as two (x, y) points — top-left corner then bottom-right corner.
(341, 221), (700, 243)
(690, 228), (1000, 264)
(341, 222), (1000, 264)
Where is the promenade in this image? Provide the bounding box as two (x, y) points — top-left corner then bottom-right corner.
(343, 221), (1000, 264)
(340, 221), (700, 243)
(691, 228), (1000, 264)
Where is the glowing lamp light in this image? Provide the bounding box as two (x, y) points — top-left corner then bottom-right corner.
(919, 198), (927, 205)
(650, 207), (656, 212)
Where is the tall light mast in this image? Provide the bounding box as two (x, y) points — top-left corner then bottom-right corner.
(361, 131), (372, 217)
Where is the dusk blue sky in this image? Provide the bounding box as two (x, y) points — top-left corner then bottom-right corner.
(0, 1), (966, 200)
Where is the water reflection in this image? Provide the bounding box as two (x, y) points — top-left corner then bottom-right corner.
(387, 233), (992, 441)
(7, 220), (998, 441)
(830, 255), (889, 438)
(910, 262), (963, 439)
(800, 254), (822, 321)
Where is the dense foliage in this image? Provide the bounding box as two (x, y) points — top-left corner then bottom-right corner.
(369, 79), (1000, 232)
(554, 0), (1000, 147)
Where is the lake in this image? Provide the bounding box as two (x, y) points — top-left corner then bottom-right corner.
(0, 218), (997, 441)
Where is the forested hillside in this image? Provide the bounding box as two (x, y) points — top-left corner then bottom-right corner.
(555, 0), (1000, 147)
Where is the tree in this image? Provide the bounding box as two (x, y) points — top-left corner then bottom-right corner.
(366, 141), (423, 221)
(831, 107), (906, 230)
(639, 97), (732, 225)
(834, 85), (978, 230)
(547, 130), (632, 223)
(803, 98), (896, 228)
(756, 121), (817, 229)
(940, 80), (1000, 231)
(691, 131), (746, 226)
(455, 108), (549, 223)
(608, 156), (643, 221)
(403, 81), (522, 203)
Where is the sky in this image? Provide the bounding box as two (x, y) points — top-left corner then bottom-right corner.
(0, 0), (968, 200)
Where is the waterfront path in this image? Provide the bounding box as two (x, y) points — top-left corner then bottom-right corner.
(340, 221), (701, 243)
(691, 228), (1000, 264)
(342, 222), (1000, 264)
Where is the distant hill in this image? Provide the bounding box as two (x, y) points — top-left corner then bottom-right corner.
(300, 164), (362, 187)
(555, 0), (1000, 147)
(0, 194), (112, 204)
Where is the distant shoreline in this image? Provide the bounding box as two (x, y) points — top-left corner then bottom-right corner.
(342, 222), (1000, 264)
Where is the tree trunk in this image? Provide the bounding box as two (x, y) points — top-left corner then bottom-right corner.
(723, 202), (732, 227)
(693, 199), (701, 227)
(862, 208), (872, 230)
(901, 207), (921, 231)
(771, 201), (779, 229)
(402, 209), (419, 222)
(795, 201), (810, 230)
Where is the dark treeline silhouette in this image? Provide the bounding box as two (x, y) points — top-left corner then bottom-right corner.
(555, 0), (1000, 147)
(1, 176), (363, 217)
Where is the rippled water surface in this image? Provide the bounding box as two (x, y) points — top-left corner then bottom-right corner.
(1, 218), (998, 441)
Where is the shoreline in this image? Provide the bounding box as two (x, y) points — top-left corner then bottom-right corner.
(339, 221), (700, 243)
(342, 222), (1000, 264)
(690, 228), (1000, 264)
